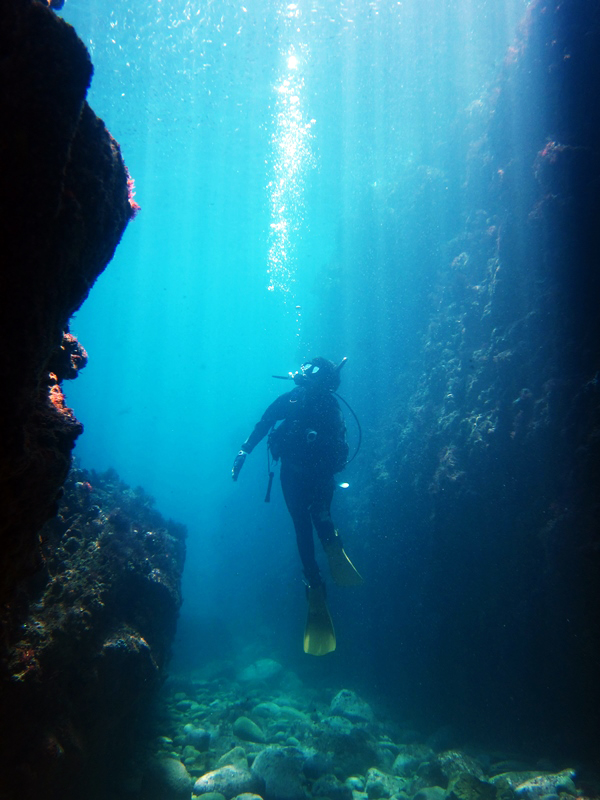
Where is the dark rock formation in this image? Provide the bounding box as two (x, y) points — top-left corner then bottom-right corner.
(387, 1), (600, 756)
(1, 466), (186, 798)
(0, 0), (136, 616)
(319, 0), (600, 762)
(0, 1), (180, 798)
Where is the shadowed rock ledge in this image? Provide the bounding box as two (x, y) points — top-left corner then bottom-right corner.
(0, 1), (184, 798)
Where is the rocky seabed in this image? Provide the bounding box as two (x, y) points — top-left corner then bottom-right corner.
(139, 659), (589, 800)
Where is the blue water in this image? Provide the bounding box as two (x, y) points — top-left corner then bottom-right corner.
(61, 0), (529, 724)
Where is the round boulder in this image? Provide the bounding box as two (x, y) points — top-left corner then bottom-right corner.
(194, 765), (263, 800)
(141, 757), (192, 800)
(448, 774), (496, 800)
(365, 768), (407, 799)
(184, 724), (211, 752)
(515, 771), (577, 800)
(413, 787), (447, 800)
(233, 716), (266, 743)
(393, 744), (435, 777)
(252, 702), (281, 719)
(436, 751), (485, 782)
(237, 659), (283, 683)
(233, 795), (264, 800)
(252, 746), (308, 800)
(330, 690), (374, 724)
(216, 746), (249, 770)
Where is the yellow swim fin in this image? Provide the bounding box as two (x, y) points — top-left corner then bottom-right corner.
(304, 584), (336, 656)
(324, 536), (364, 587)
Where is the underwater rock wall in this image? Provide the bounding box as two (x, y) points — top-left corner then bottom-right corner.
(419, 0), (600, 753)
(0, 2), (175, 798)
(0, 0), (135, 613)
(0, 467), (186, 798)
(329, 0), (600, 759)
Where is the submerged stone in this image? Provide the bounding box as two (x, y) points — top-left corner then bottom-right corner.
(237, 659), (283, 682)
(330, 690), (375, 724)
(252, 746), (308, 800)
(233, 716), (266, 743)
(365, 768), (407, 799)
(322, 715), (355, 736)
(393, 744), (435, 776)
(141, 757), (193, 800)
(491, 774), (541, 791)
(514, 771), (576, 800)
(413, 787), (447, 800)
(217, 746), (250, 770)
(303, 750), (335, 780)
(279, 706), (310, 722)
(194, 765), (262, 799)
(346, 777), (366, 791)
(233, 795), (264, 800)
(436, 752), (485, 782)
(184, 724), (211, 751)
(447, 773), (496, 800)
(312, 773), (353, 800)
(253, 702), (282, 718)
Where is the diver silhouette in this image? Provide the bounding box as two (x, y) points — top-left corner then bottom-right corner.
(232, 357), (363, 655)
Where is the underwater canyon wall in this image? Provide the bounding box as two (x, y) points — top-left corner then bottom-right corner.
(0, 1), (184, 797)
(325, 0), (600, 761)
(0, 0), (133, 610)
(2, 467), (186, 799)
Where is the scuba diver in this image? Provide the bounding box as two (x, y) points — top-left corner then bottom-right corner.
(232, 356), (363, 656)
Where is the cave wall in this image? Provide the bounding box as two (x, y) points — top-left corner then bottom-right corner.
(322, 0), (599, 759)
(400, 0), (598, 754)
(0, 0), (135, 615)
(0, 2), (186, 797)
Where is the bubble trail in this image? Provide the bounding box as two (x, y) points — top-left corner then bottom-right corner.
(266, 5), (315, 306)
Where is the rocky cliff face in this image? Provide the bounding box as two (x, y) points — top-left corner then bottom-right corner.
(389, 1), (600, 751)
(0, 2), (184, 797)
(320, 0), (600, 759)
(0, 0), (136, 612)
(2, 467), (186, 798)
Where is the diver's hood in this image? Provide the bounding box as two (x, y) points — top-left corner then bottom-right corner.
(273, 356), (346, 390)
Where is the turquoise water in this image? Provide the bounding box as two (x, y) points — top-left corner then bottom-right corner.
(61, 0), (528, 719)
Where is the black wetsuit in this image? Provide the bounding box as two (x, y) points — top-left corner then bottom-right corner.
(241, 387), (348, 585)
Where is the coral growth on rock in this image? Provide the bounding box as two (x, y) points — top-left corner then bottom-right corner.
(1, 466), (186, 798)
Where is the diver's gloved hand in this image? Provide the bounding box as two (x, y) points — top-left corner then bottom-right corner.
(232, 450), (248, 481)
